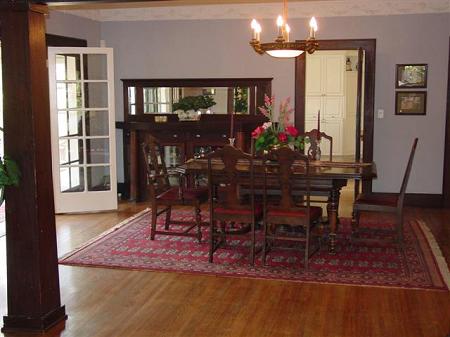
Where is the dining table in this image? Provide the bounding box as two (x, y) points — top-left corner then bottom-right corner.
(177, 158), (377, 254)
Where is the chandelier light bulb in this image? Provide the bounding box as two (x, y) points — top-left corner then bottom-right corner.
(309, 17), (318, 38)
(251, 19), (258, 30)
(285, 23), (291, 42)
(276, 15), (284, 27)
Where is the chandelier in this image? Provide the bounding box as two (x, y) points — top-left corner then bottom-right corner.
(249, 0), (319, 58)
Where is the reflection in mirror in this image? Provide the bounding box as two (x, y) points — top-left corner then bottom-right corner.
(128, 87), (136, 115)
(122, 78), (272, 119)
(143, 87), (179, 114)
(140, 87), (250, 115)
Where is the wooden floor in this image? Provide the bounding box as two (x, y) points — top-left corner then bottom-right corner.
(0, 200), (449, 337)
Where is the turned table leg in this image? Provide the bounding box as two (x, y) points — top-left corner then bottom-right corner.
(328, 180), (346, 254)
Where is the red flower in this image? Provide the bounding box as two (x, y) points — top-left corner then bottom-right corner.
(285, 125), (298, 137)
(278, 132), (288, 143)
(251, 126), (265, 139)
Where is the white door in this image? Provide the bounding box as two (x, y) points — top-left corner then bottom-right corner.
(48, 47), (117, 213)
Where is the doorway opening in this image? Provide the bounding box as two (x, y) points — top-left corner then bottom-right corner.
(295, 39), (376, 215)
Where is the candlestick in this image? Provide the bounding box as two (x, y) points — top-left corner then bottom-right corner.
(317, 110), (321, 141)
(285, 23), (291, 42)
(277, 15), (284, 39)
(230, 111), (234, 139)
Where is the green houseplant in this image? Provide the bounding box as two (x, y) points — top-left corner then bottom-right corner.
(173, 95), (216, 112)
(0, 127), (20, 206)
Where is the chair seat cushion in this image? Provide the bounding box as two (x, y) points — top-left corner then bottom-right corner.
(267, 206), (322, 220)
(157, 187), (208, 201)
(215, 204), (263, 217)
(355, 193), (398, 207)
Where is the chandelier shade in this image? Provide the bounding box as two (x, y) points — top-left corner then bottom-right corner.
(249, 0), (319, 58)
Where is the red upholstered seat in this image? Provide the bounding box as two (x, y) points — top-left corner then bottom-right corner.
(157, 186), (208, 202)
(215, 204), (263, 217)
(354, 193), (398, 207)
(267, 206), (322, 220)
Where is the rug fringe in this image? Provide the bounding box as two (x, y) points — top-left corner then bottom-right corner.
(59, 208), (151, 260)
(416, 219), (450, 289)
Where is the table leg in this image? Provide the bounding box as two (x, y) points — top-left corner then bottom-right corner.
(328, 186), (341, 254)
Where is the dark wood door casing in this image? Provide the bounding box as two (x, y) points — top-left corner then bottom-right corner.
(295, 39), (376, 193)
(443, 37), (450, 208)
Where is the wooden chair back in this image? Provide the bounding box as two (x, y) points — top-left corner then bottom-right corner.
(301, 129), (333, 161)
(263, 146), (312, 218)
(206, 145), (255, 210)
(398, 138), (419, 208)
(142, 136), (171, 197)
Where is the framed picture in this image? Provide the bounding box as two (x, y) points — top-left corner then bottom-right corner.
(396, 64), (427, 88)
(395, 91), (427, 115)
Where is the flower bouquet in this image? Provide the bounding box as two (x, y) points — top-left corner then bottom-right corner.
(252, 95), (307, 153)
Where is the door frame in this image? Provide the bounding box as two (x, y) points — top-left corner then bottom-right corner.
(443, 37), (450, 208)
(295, 39), (376, 193)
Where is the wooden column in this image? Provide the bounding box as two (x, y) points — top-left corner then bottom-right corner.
(0, 2), (67, 332)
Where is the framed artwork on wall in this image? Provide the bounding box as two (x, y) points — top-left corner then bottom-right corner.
(396, 64), (428, 88)
(395, 91), (427, 115)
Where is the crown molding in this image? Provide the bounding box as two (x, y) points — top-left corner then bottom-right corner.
(54, 0), (450, 22)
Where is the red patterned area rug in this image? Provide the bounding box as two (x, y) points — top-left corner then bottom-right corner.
(60, 209), (450, 290)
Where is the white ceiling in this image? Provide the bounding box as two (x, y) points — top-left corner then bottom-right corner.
(56, 0), (449, 22)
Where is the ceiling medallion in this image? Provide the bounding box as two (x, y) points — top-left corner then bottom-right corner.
(249, 0), (319, 58)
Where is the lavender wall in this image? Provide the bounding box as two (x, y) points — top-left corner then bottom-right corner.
(99, 13), (449, 194)
(46, 11), (101, 47)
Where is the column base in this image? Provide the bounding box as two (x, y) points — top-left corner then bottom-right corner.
(2, 306), (67, 333)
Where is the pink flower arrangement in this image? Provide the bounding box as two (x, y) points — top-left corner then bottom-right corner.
(252, 95), (306, 152)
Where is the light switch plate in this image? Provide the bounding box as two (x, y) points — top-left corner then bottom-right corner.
(377, 109), (384, 119)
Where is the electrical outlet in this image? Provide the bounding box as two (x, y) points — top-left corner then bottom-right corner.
(377, 109), (384, 119)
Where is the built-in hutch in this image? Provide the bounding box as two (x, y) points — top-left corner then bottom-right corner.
(117, 78), (272, 201)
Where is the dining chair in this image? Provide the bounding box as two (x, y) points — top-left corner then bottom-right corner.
(207, 145), (262, 265)
(142, 136), (208, 242)
(299, 129), (334, 214)
(262, 146), (323, 269)
(301, 128), (333, 161)
(352, 138), (419, 244)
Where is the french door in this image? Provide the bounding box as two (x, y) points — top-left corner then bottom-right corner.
(48, 47), (117, 213)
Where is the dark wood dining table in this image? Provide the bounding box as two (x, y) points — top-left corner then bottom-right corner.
(177, 158), (377, 254)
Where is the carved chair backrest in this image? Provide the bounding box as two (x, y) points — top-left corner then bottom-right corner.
(263, 146), (311, 213)
(398, 138), (418, 207)
(207, 145), (255, 210)
(142, 136), (171, 196)
(301, 129), (333, 161)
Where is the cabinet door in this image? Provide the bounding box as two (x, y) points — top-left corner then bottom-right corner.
(322, 120), (342, 156)
(323, 96), (344, 120)
(306, 55), (322, 96)
(323, 55), (345, 96)
(305, 96), (322, 121)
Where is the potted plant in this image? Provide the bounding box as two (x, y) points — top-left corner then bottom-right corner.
(252, 95), (308, 153)
(173, 95), (216, 120)
(0, 127), (20, 206)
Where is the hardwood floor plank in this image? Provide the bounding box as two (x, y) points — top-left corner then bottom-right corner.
(0, 202), (449, 337)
